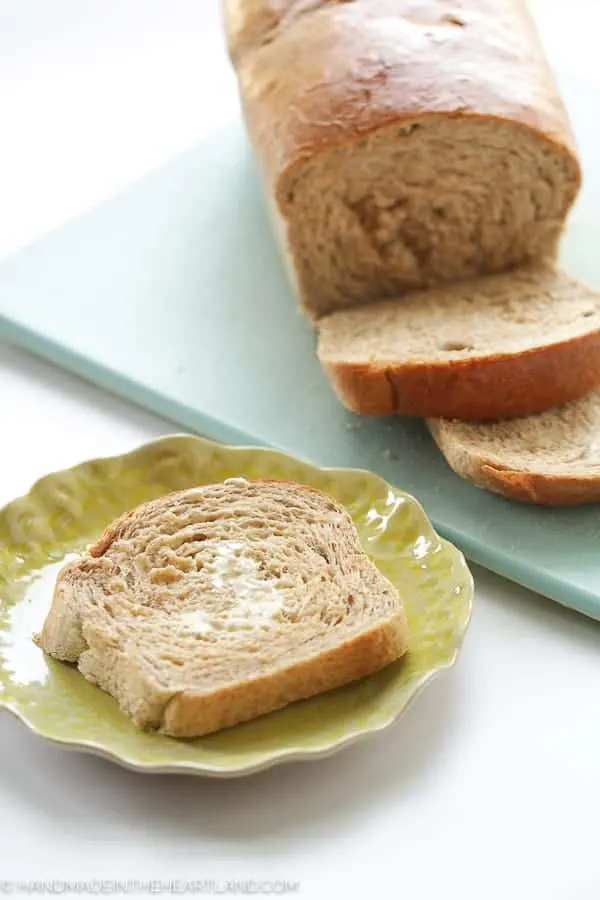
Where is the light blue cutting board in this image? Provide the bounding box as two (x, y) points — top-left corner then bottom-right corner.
(0, 72), (599, 620)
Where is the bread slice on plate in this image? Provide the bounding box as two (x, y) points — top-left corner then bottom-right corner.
(317, 267), (600, 421)
(36, 479), (408, 738)
(428, 390), (600, 506)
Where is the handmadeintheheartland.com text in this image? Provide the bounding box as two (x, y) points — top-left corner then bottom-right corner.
(0, 882), (301, 896)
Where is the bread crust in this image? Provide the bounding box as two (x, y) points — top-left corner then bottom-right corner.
(428, 418), (600, 506)
(224, 0), (580, 205)
(321, 328), (600, 421)
(163, 616), (407, 737)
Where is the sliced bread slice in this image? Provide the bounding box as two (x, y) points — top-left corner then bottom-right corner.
(36, 479), (408, 737)
(317, 267), (600, 421)
(428, 390), (600, 505)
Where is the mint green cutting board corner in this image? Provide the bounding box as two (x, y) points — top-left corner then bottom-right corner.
(0, 70), (599, 622)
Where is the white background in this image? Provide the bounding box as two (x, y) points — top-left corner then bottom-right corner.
(1, 2), (600, 898)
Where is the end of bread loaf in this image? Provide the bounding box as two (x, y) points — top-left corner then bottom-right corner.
(277, 116), (579, 319)
(428, 389), (600, 506)
(225, 0), (580, 319)
(317, 267), (600, 421)
(37, 480), (408, 737)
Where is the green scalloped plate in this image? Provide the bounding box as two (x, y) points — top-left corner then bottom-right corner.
(0, 435), (473, 777)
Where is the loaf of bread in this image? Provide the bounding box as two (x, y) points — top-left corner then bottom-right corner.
(317, 267), (600, 420)
(36, 479), (408, 737)
(224, 0), (581, 320)
(428, 390), (600, 506)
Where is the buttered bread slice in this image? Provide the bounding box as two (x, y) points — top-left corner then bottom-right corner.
(36, 479), (408, 737)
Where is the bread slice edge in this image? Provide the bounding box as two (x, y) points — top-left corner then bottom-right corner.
(162, 613), (408, 738)
(427, 417), (600, 506)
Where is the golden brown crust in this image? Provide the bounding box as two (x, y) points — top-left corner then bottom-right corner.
(224, 0), (580, 200)
(475, 465), (600, 506)
(322, 329), (600, 421)
(162, 616), (408, 737)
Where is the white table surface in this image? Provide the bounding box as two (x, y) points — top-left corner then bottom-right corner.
(1, 2), (600, 897)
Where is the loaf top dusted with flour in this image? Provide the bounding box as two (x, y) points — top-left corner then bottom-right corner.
(224, 0), (581, 318)
(37, 479), (408, 738)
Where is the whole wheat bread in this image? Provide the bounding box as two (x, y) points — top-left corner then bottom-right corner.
(36, 479), (408, 737)
(428, 391), (600, 506)
(224, 0), (580, 319)
(317, 267), (600, 421)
